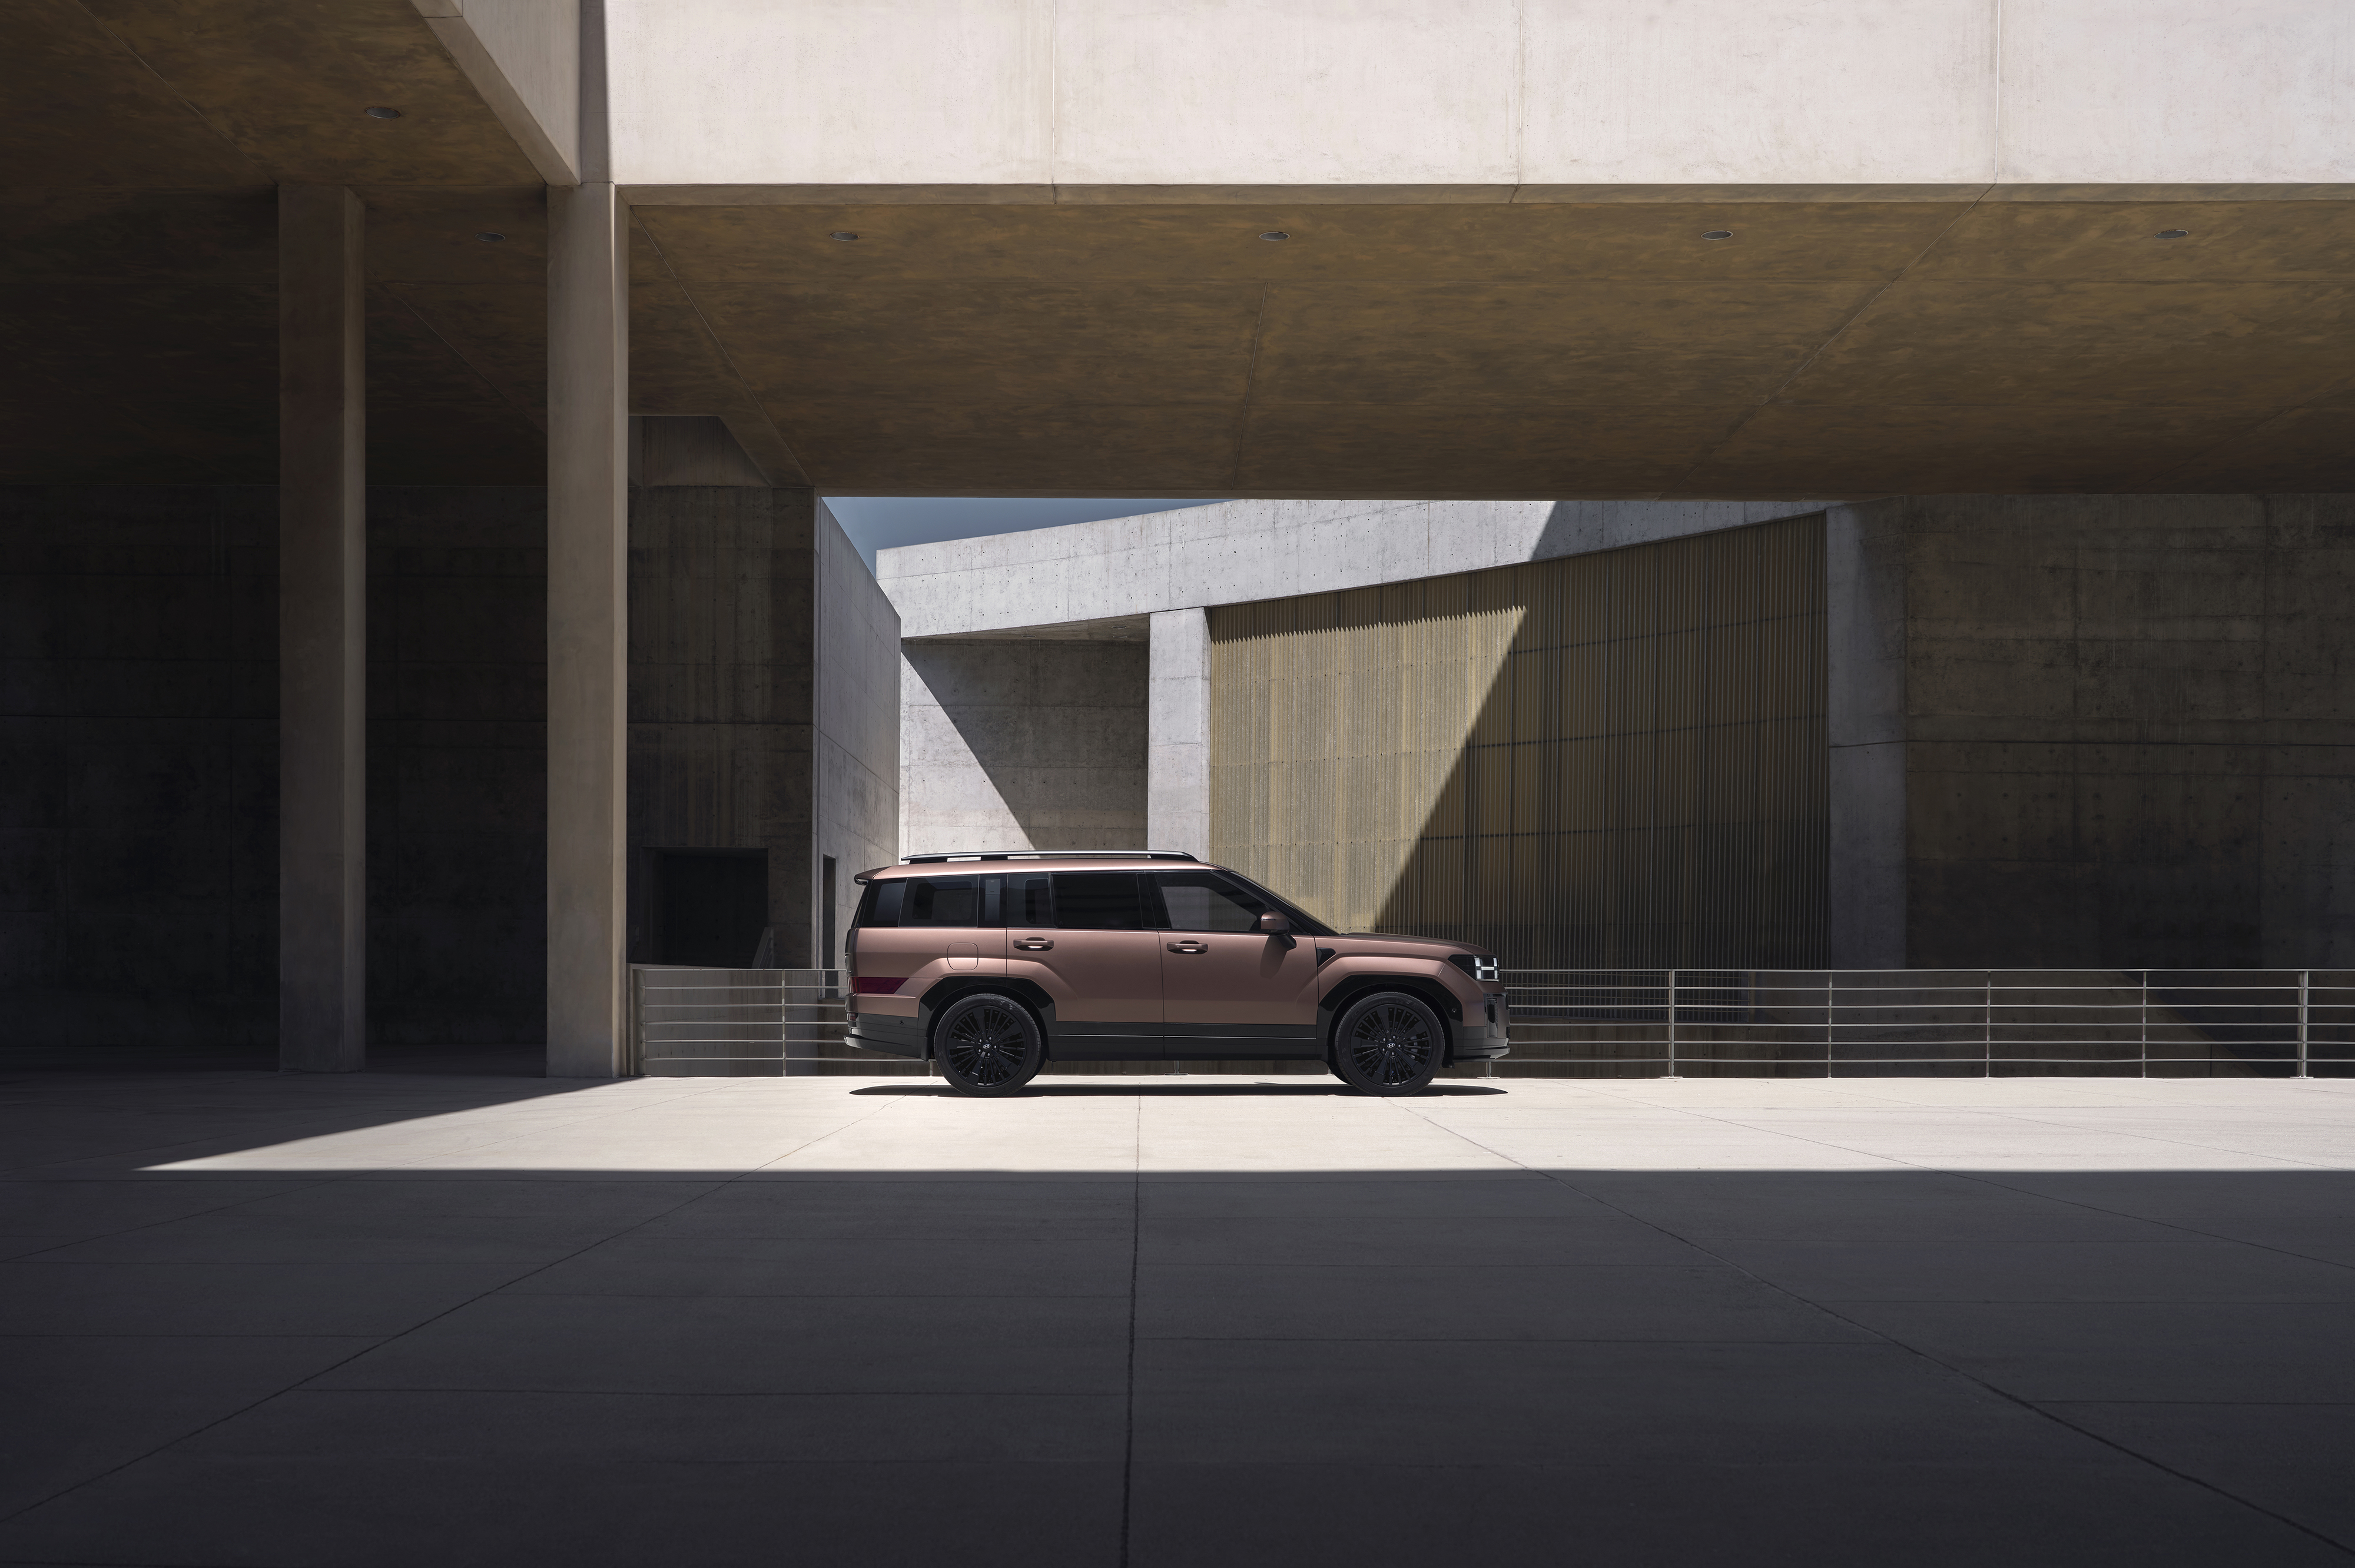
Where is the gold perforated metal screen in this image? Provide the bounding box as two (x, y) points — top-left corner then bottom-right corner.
(1208, 514), (1827, 968)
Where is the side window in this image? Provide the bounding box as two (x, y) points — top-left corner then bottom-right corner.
(1155, 872), (1264, 933)
(863, 881), (904, 928)
(904, 876), (980, 927)
(1050, 872), (1145, 931)
(1007, 873), (1052, 927)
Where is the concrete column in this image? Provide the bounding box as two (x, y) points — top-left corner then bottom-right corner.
(277, 185), (366, 1072)
(546, 182), (630, 1077)
(1147, 607), (1212, 859)
(1826, 501), (1909, 969)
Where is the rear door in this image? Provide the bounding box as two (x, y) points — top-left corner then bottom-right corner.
(1152, 871), (1322, 1058)
(1004, 871), (1164, 1059)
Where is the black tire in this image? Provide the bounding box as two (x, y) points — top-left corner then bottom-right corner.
(1330, 991), (1445, 1096)
(933, 992), (1044, 1097)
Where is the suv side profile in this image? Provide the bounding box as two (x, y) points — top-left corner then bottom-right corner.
(843, 851), (1508, 1097)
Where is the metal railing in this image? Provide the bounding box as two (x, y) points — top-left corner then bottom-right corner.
(626, 964), (2353, 1078)
(627, 966), (875, 1076)
(1502, 969), (2354, 1078)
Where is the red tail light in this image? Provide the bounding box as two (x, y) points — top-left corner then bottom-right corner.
(851, 976), (904, 995)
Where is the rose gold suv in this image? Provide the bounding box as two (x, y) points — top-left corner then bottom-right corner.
(843, 851), (1508, 1097)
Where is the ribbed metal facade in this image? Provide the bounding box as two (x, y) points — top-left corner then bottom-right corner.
(1208, 514), (1827, 969)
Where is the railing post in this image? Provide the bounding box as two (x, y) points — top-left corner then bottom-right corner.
(1825, 969), (1834, 1078)
(2140, 969), (2149, 1079)
(623, 965), (642, 1077)
(1664, 968), (1679, 1079)
(1983, 971), (1992, 1078)
(2298, 969), (2311, 1079)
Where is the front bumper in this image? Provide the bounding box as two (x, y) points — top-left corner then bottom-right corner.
(1452, 994), (1511, 1061)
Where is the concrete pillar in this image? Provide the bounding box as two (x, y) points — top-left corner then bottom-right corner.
(1826, 501), (1909, 969)
(546, 182), (630, 1077)
(1147, 607), (1212, 859)
(277, 185), (366, 1072)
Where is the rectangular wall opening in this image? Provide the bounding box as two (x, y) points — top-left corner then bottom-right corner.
(651, 849), (771, 968)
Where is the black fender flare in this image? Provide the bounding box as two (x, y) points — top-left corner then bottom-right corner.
(916, 976), (1057, 1058)
(1318, 975), (1462, 1066)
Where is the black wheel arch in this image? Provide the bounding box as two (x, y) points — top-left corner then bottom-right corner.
(917, 976), (1056, 1059)
(1319, 975), (1461, 1066)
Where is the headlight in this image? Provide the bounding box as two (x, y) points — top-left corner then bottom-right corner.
(1447, 953), (1500, 984)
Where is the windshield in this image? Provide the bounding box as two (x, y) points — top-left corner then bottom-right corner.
(1218, 871), (1338, 938)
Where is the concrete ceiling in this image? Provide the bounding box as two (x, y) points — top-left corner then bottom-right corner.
(5, 0), (2353, 496)
(632, 197), (2355, 496)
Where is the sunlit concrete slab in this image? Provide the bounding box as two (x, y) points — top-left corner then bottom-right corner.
(5, 1068), (2355, 1565)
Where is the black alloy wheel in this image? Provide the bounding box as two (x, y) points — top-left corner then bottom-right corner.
(1332, 992), (1443, 1095)
(934, 993), (1044, 1097)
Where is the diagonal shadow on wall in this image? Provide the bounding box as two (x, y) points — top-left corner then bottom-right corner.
(1209, 515), (1830, 971)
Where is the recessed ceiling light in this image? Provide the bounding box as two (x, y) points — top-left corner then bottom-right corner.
(364, 106), (402, 119)
(475, 231), (505, 244)
(1702, 229), (1734, 240)
(2156, 228), (2190, 239)
(1259, 231), (1289, 241)
(828, 231), (858, 241)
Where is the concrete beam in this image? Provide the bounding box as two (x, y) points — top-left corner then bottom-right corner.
(547, 182), (631, 1077)
(610, 1), (2355, 188)
(410, 0), (582, 185)
(1147, 609), (1210, 861)
(277, 185), (367, 1073)
(878, 499), (1839, 640)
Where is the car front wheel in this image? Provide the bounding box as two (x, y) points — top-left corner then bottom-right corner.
(1331, 992), (1443, 1095)
(933, 992), (1045, 1097)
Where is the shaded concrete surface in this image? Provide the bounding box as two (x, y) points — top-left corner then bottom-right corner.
(900, 637), (1147, 854)
(1837, 493), (2355, 971)
(3, 1070), (2354, 1566)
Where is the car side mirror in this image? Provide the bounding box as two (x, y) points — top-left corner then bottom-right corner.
(1257, 912), (1292, 935)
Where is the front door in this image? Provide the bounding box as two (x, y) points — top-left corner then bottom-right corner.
(1152, 871), (1322, 1058)
(1006, 871), (1165, 1059)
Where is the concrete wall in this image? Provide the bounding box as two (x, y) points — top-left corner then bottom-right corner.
(628, 486), (903, 971)
(881, 497), (1833, 872)
(888, 490), (2355, 972)
(611, 0), (2355, 189)
(1839, 493), (2355, 970)
(2, 477), (904, 1048)
(900, 633), (1148, 856)
(813, 499), (900, 960)
(369, 487), (548, 1045)
(0, 487), (277, 1048)
(0, 484), (550, 1049)
(628, 485), (817, 966)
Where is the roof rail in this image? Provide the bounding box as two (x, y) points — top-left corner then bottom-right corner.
(899, 849), (1199, 864)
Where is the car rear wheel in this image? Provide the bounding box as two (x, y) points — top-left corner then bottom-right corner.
(1331, 992), (1443, 1095)
(933, 993), (1044, 1097)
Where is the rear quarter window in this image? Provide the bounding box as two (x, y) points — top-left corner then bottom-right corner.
(904, 877), (981, 926)
(857, 881), (903, 928)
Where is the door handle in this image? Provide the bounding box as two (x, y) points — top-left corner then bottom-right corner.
(1012, 937), (1054, 951)
(1167, 941), (1209, 954)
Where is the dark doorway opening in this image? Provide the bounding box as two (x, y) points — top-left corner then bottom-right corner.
(652, 849), (770, 967)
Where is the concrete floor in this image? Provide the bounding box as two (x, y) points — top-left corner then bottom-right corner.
(5, 1068), (2355, 1566)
